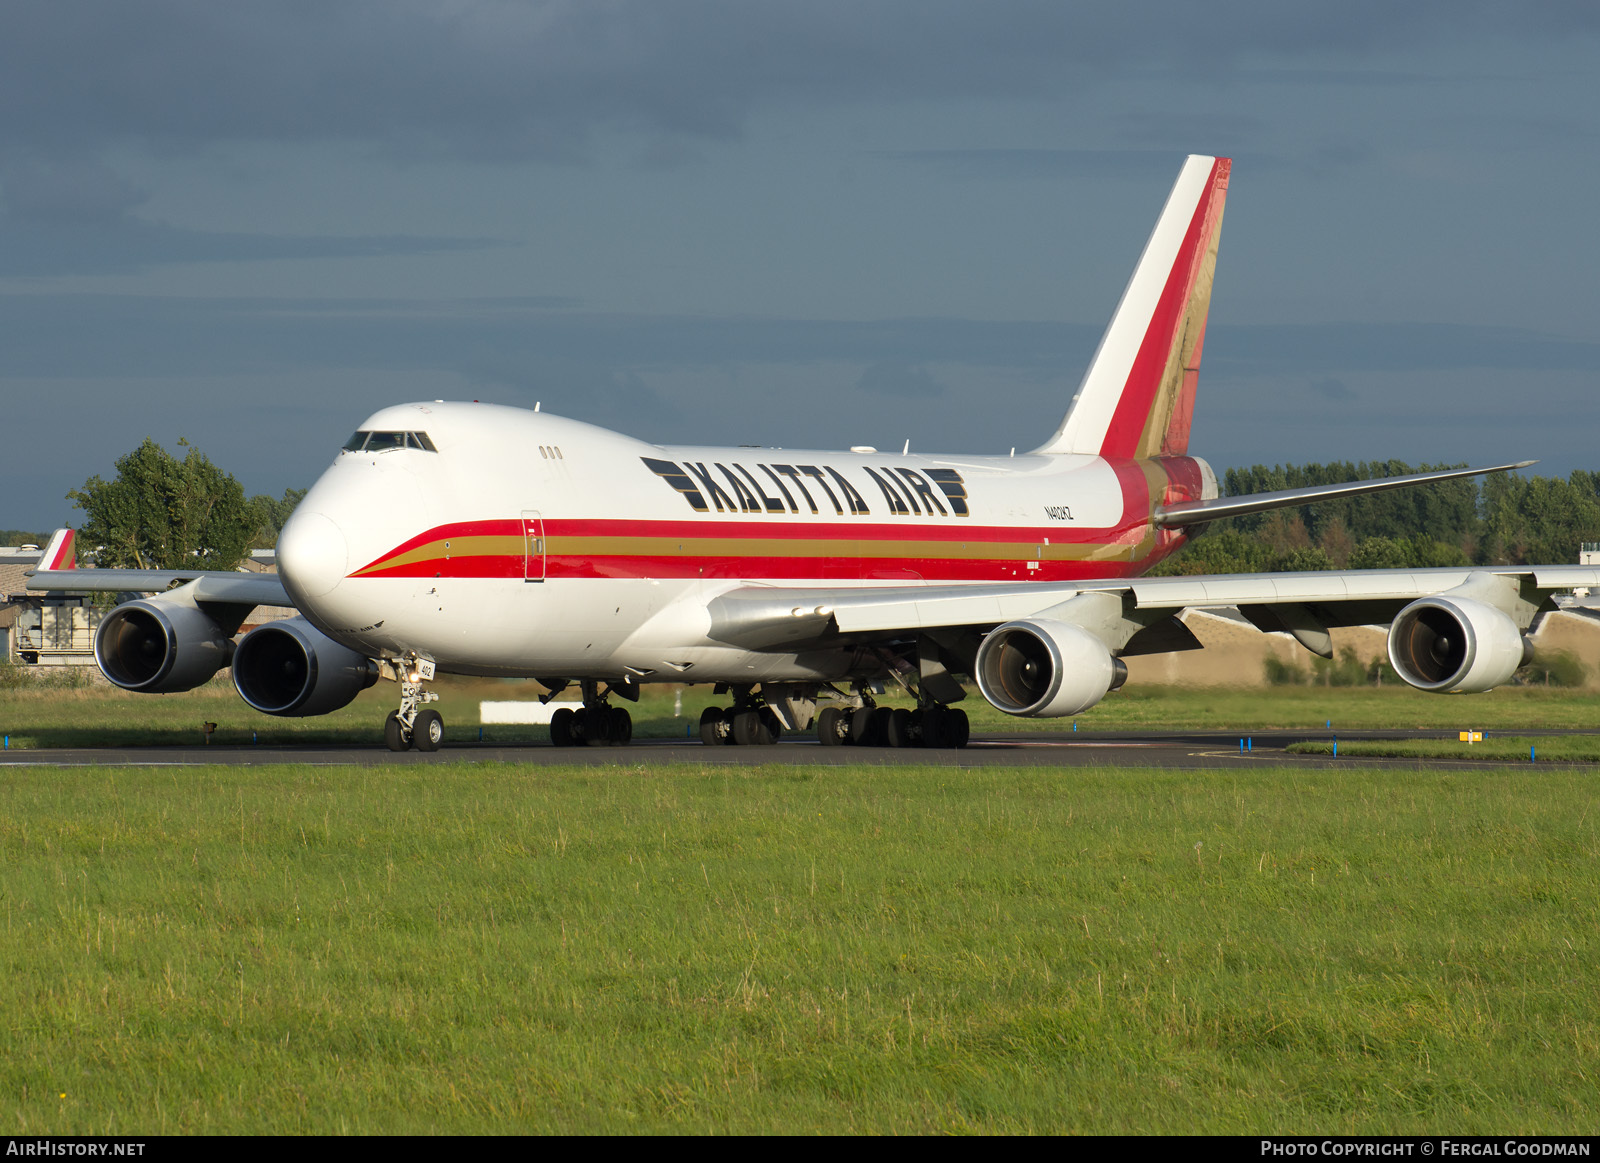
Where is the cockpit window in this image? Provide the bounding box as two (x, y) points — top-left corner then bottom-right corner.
(341, 430), (437, 453)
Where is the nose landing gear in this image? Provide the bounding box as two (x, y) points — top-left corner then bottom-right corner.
(384, 655), (443, 752)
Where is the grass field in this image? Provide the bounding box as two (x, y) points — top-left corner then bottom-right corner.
(3, 761), (1598, 1134)
(1289, 736), (1600, 762)
(2, 673), (1598, 750)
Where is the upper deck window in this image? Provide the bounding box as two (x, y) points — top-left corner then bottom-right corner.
(341, 430), (437, 453)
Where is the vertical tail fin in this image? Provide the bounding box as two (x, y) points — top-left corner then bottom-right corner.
(1033, 155), (1229, 458)
(40, 528), (76, 570)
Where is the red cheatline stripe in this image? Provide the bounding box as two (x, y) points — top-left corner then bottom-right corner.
(1099, 157), (1228, 458)
(355, 511), (1168, 572)
(352, 553), (1168, 583)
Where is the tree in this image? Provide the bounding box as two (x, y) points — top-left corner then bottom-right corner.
(68, 438), (256, 570)
(248, 487), (308, 549)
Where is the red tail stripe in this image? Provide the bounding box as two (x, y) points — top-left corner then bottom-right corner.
(1098, 157), (1228, 458)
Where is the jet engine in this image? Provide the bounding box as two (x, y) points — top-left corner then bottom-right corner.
(232, 617), (378, 716)
(94, 599), (234, 693)
(974, 618), (1128, 717)
(1387, 596), (1532, 694)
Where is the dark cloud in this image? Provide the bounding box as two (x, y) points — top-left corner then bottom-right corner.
(1, 295), (1594, 394)
(1309, 377), (1358, 400)
(1, 3), (1591, 162)
(873, 149), (1187, 181)
(0, 155), (147, 223)
(0, 153), (504, 274)
(0, 221), (504, 276)
(854, 362), (945, 398)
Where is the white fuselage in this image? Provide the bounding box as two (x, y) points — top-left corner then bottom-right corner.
(277, 401), (1212, 683)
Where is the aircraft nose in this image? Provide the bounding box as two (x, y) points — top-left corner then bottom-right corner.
(278, 510), (349, 601)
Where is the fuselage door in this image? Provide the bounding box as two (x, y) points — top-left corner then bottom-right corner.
(523, 511), (545, 582)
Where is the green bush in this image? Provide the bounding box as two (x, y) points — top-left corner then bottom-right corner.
(1519, 649), (1589, 688)
(0, 663), (95, 692)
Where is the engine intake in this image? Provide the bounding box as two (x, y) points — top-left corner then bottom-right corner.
(975, 617), (1127, 717)
(94, 600), (234, 693)
(233, 617), (378, 716)
(1387, 595), (1531, 694)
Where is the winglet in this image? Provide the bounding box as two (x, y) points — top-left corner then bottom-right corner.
(1034, 154), (1230, 458)
(39, 528), (76, 570)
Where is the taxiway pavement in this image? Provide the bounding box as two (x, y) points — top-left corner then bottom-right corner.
(3, 728), (1592, 770)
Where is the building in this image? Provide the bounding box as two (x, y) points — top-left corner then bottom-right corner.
(0, 545), (284, 666)
(0, 545), (101, 665)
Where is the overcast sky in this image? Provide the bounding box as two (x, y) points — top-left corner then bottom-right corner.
(3, 1), (1598, 531)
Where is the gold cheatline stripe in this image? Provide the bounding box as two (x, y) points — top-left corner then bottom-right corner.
(354, 535), (525, 575)
(355, 530), (1156, 575)
(550, 535), (1140, 563)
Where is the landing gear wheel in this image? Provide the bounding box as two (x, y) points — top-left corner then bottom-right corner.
(866, 706), (893, 748)
(607, 706), (633, 746)
(758, 707), (782, 745)
(817, 705), (847, 747)
(945, 708), (970, 749)
(414, 709), (444, 752)
(550, 706), (576, 747)
(885, 708), (913, 749)
(700, 706), (729, 746)
(849, 707), (874, 746)
(733, 709), (775, 746)
(384, 711), (407, 753)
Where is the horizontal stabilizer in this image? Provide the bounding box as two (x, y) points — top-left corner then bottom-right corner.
(1153, 460), (1534, 527)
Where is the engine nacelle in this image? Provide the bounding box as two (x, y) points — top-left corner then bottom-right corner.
(232, 617), (378, 716)
(94, 599), (234, 693)
(1387, 595), (1532, 694)
(975, 617), (1128, 717)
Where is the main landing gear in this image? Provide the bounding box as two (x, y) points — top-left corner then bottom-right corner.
(698, 697), (784, 746)
(548, 679), (634, 748)
(697, 681), (971, 749)
(385, 660), (443, 752)
(814, 700), (969, 749)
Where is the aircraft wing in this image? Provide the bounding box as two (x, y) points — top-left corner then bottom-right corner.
(707, 565), (1600, 656)
(25, 568), (294, 608)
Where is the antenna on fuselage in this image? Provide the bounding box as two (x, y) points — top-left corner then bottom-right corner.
(535, 401), (541, 412)
(902, 439), (910, 455)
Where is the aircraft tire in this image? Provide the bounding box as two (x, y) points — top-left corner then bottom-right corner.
(817, 706), (846, 746)
(732, 709), (764, 746)
(945, 708), (970, 749)
(384, 711), (407, 752)
(608, 707), (633, 745)
(699, 706), (727, 746)
(848, 707), (874, 746)
(757, 707), (782, 745)
(866, 706), (893, 747)
(550, 707), (575, 747)
(414, 709), (444, 752)
(885, 708), (913, 748)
